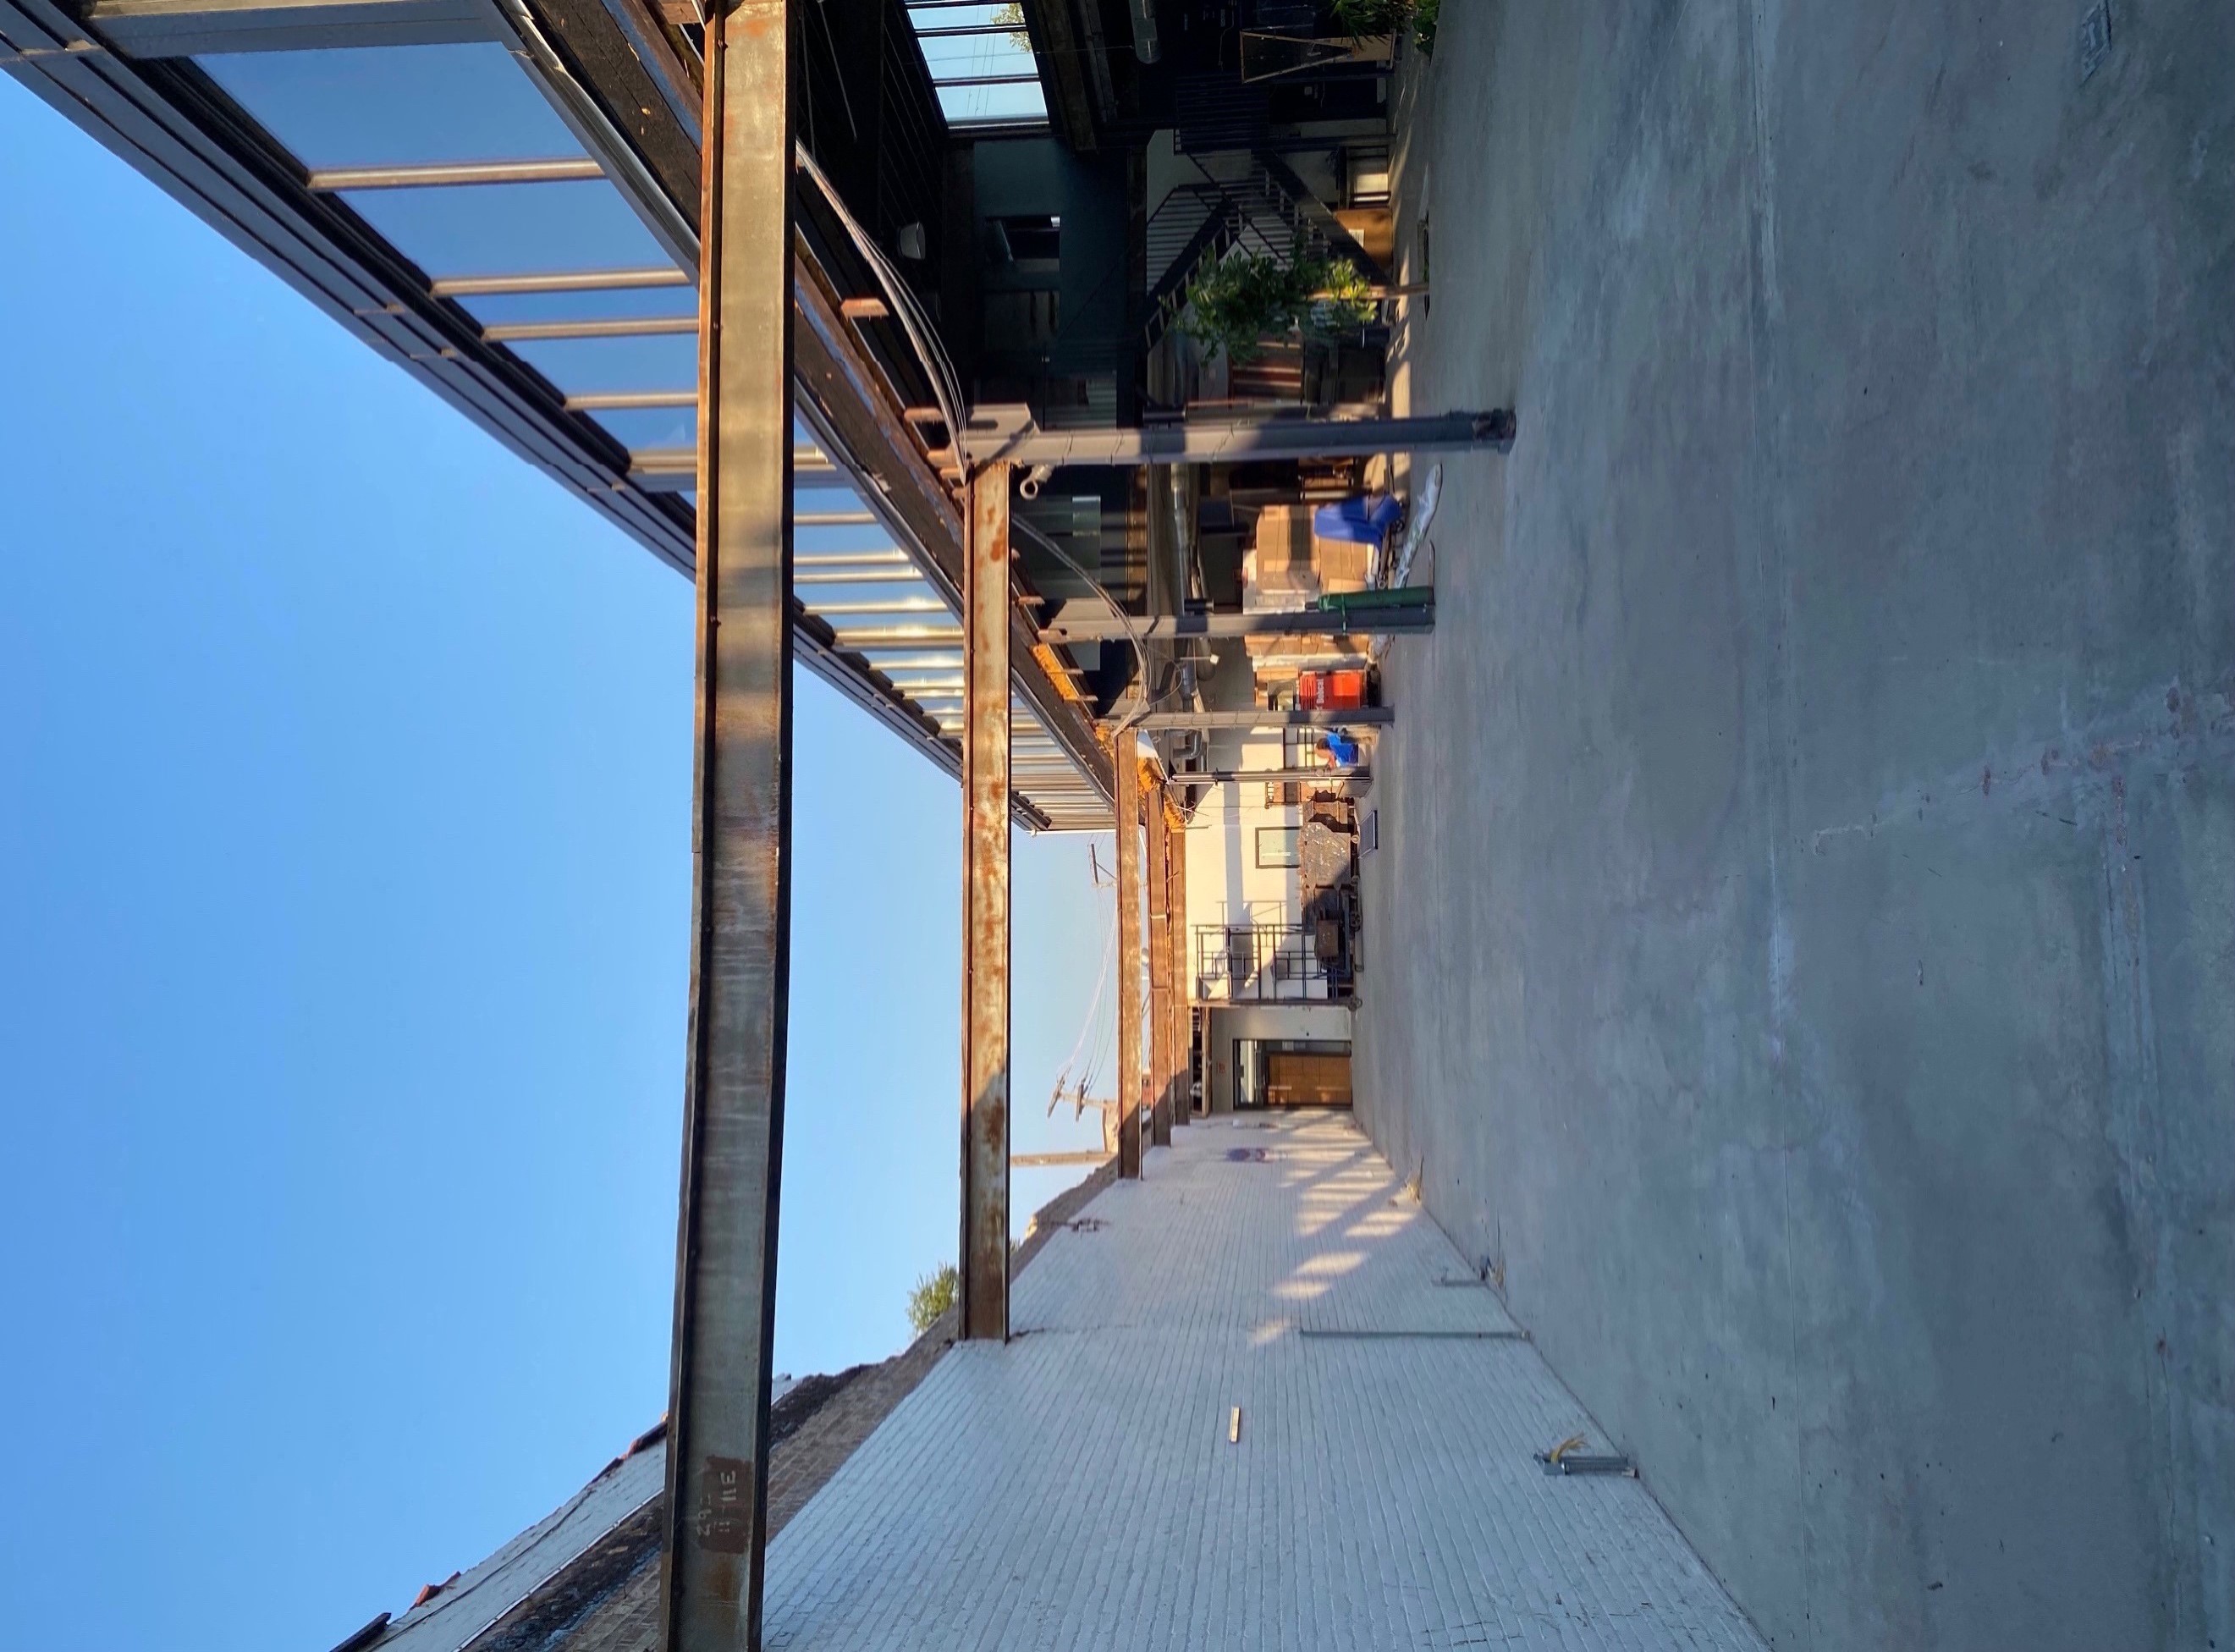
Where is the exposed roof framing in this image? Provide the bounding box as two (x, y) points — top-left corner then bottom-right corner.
(2, 0), (1115, 826)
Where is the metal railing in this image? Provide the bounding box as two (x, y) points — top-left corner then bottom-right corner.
(1141, 154), (1392, 355)
(1193, 923), (1349, 1003)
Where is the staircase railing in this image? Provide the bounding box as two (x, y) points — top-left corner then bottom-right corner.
(1140, 151), (1391, 355)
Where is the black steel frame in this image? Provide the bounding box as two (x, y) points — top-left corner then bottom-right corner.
(1192, 922), (1348, 1003)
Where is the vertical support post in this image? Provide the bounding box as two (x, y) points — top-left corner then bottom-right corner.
(1115, 744), (1143, 1179)
(959, 462), (1012, 1341)
(661, 4), (792, 1651)
(1146, 787), (1173, 1148)
(1167, 806), (1191, 1124)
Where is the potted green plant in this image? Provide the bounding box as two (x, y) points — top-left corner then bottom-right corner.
(1329, 0), (1439, 55)
(1179, 251), (1380, 363)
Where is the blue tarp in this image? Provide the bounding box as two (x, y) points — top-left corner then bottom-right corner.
(1313, 494), (1404, 546)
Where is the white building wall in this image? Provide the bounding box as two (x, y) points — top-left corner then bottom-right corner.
(1181, 729), (1301, 941)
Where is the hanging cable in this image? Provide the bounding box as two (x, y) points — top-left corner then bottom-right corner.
(1051, 897), (1118, 1111)
(794, 141), (966, 443)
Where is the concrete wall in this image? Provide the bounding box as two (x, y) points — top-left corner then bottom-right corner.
(1357, 5), (2232, 1650)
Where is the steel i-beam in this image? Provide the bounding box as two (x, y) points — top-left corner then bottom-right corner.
(1146, 805), (1174, 1148)
(1166, 806), (1192, 1125)
(1135, 708), (1395, 731)
(955, 407), (1517, 469)
(1115, 744), (1143, 1179)
(959, 462), (1012, 1341)
(661, 4), (791, 1649)
(1039, 603), (1434, 644)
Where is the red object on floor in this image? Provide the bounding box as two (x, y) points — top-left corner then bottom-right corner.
(1299, 669), (1368, 711)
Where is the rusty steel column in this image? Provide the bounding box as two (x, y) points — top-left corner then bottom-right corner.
(1167, 806), (1192, 1125)
(1115, 745), (1143, 1178)
(959, 461), (1012, 1341)
(1145, 789), (1174, 1148)
(661, 3), (793, 1650)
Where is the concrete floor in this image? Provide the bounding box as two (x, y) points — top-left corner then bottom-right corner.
(763, 1115), (1767, 1649)
(1357, 5), (2232, 1650)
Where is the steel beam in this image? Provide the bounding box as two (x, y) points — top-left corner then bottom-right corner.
(1040, 603), (1433, 644)
(1115, 745), (1142, 1180)
(1166, 806), (1191, 1125)
(788, 251), (1115, 807)
(430, 267), (691, 296)
(482, 315), (698, 342)
(956, 409), (1517, 469)
(1146, 805), (1173, 1148)
(661, 3), (790, 1649)
(959, 462), (1012, 1342)
(1170, 767), (1372, 787)
(82, 0), (489, 55)
(307, 158), (604, 190)
(3, 0), (1056, 808)
(1135, 708), (1395, 730)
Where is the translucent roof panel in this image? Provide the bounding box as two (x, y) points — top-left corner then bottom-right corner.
(905, 2), (1047, 125)
(592, 405), (695, 451)
(509, 333), (697, 394)
(460, 285), (698, 327)
(340, 179), (678, 280)
(196, 44), (584, 168)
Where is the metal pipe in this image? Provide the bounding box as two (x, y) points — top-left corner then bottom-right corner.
(952, 413), (1511, 471)
(310, 157), (607, 190)
(565, 389), (696, 410)
(803, 597), (950, 615)
(627, 443), (835, 476)
(1134, 708), (1394, 730)
(828, 625), (965, 645)
(431, 266), (691, 295)
(859, 653), (964, 672)
(1041, 604), (1431, 643)
(1169, 767), (1371, 786)
(483, 315), (696, 341)
(956, 409), (1516, 469)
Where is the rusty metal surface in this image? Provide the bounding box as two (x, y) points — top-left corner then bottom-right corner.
(1146, 801), (1174, 1148)
(1115, 747), (1143, 1180)
(1167, 809), (1192, 1125)
(959, 462), (1012, 1341)
(789, 246), (1112, 808)
(662, 4), (793, 1649)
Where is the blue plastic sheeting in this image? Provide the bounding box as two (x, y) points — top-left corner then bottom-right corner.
(1313, 495), (1403, 546)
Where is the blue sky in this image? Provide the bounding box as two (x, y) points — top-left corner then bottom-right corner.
(0, 79), (1110, 1652)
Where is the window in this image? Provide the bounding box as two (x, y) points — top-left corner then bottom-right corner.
(1255, 826), (1301, 869)
(993, 213), (1061, 267)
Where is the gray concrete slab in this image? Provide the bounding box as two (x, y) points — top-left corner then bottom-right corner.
(1356, 6), (2232, 1650)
